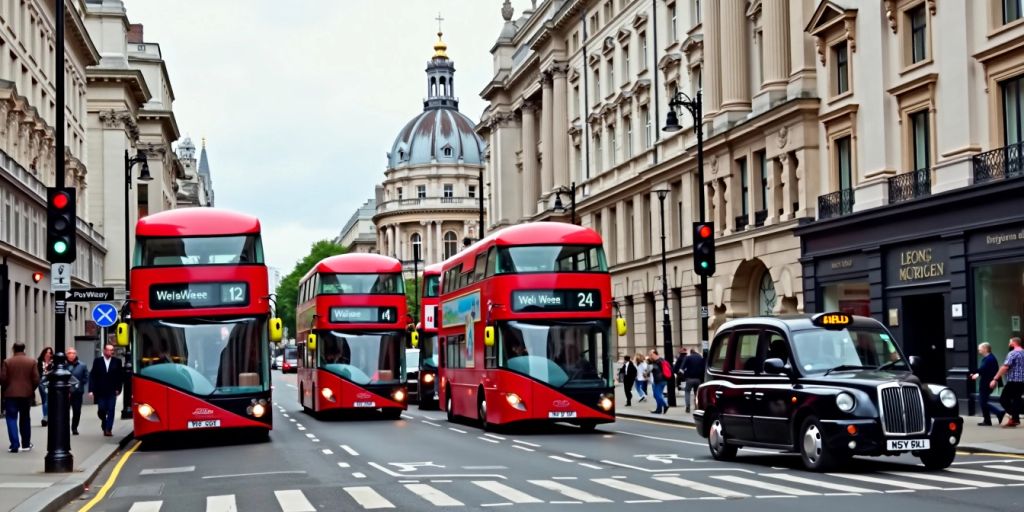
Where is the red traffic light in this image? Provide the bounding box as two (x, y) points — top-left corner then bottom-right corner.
(52, 192), (69, 210)
(32, 272), (44, 283)
(698, 225), (713, 238)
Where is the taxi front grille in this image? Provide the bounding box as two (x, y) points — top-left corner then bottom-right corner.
(879, 385), (925, 435)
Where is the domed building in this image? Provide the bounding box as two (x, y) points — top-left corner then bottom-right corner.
(374, 31), (486, 267)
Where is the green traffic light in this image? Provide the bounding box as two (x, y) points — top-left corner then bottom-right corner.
(700, 261), (708, 269)
(53, 240), (68, 254)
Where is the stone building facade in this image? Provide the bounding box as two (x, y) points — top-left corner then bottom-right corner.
(176, 136), (214, 208)
(336, 198), (377, 254)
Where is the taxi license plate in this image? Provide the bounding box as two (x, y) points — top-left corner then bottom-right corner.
(548, 411), (577, 419)
(187, 420), (220, 429)
(887, 439), (930, 451)
(354, 401), (376, 408)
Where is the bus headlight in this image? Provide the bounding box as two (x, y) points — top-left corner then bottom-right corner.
(836, 392), (856, 413)
(506, 393), (527, 411)
(392, 389), (406, 402)
(939, 388), (957, 409)
(599, 395), (614, 411)
(247, 399), (269, 417)
(137, 403), (159, 422)
(423, 373), (435, 384)
(321, 387), (336, 402)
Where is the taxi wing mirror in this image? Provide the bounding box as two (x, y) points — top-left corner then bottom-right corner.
(616, 317), (628, 337)
(268, 318), (283, 343)
(484, 326), (495, 347)
(908, 355), (923, 374)
(115, 322), (129, 347)
(763, 358), (789, 376)
(307, 334), (317, 351)
(411, 331), (420, 349)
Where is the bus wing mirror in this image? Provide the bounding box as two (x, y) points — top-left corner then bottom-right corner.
(115, 322), (129, 347)
(269, 318), (283, 343)
(307, 334), (317, 351)
(411, 331), (420, 349)
(484, 326), (495, 347)
(616, 317), (628, 337)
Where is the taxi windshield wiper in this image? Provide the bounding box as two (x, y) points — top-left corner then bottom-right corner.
(823, 364), (873, 376)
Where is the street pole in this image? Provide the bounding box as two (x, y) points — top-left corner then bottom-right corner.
(121, 150), (132, 419)
(46, 0), (74, 473)
(694, 92), (710, 350)
(656, 189), (675, 407)
(570, 182), (576, 225)
(412, 246), (419, 325)
(478, 169), (485, 238)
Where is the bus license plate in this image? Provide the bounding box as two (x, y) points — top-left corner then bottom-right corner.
(354, 401), (376, 408)
(187, 420), (221, 429)
(549, 411), (577, 419)
(887, 439), (929, 451)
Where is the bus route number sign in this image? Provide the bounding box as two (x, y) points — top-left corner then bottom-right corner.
(149, 282), (249, 310)
(329, 306), (398, 324)
(511, 289), (601, 312)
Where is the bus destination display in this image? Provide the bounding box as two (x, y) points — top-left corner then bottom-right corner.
(511, 289), (601, 312)
(329, 306), (398, 324)
(150, 282), (249, 310)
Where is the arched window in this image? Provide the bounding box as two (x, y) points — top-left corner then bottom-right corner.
(411, 233), (422, 261)
(443, 231), (458, 260)
(758, 272), (778, 316)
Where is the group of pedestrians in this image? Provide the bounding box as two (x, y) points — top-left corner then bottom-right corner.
(0, 343), (124, 453)
(618, 348), (705, 415)
(972, 336), (1024, 428)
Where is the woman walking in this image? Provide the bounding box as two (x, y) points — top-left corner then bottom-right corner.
(633, 352), (649, 403)
(36, 346), (53, 427)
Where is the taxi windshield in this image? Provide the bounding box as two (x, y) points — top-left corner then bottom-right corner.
(791, 328), (907, 374)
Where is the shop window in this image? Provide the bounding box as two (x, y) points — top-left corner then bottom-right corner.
(821, 282), (870, 316)
(973, 260), (1024, 393)
(1004, 0), (1023, 25)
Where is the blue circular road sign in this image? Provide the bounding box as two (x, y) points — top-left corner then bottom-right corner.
(91, 303), (118, 328)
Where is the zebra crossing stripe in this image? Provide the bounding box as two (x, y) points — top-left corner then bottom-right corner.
(274, 490), (316, 512)
(591, 478), (685, 501)
(710, 476), (819, 496)
(758, 473), (879, 494)
(655, 476), (750, 498)
(127, 502), (162, 512)
(948, 467), (1024, 481)
(528, 479), (612, 503)
(345, 486), (396, 509)
(985, 465), (1024, 474)
(404, 483), (465, 506)
(473, 481), (544, 504)
(205, 495), (237, 512)
(827, 473), (941, 490)
(882, 471), (1002, 488)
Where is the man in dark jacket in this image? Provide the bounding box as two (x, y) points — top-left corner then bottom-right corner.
(89, 344), (123, 436)
(618, 356), (637, 406)
(1, 342), (40, 453)
(681, 349), (706, 413)
(66, 347), (89, 436)
(672, 348), (688, 391)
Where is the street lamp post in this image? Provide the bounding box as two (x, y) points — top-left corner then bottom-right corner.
(663, 90), (710, 351)
(552, 182), (577, 225)
(478, 169), (485, 239)
(653, 186), (676, 407)
(121, 149), (151, 419)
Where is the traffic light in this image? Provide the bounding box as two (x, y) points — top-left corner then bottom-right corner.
(693, 222), (716, 277)
(46, 187), (77, 263)
(32, 272), (44, 283)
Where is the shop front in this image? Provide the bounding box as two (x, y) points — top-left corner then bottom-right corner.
(796, 177), (1024, 414)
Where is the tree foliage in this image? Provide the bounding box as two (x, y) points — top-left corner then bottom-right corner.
(275, 240), (347, 338)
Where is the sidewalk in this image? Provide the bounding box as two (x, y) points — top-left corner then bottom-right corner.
(613, 383), (1024, 455)
(0, 396), (134, 512)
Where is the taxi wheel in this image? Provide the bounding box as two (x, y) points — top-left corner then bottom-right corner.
(708, 413), (737, 461)
(919, 446), (956, 470)
(799, 416), (843, 471)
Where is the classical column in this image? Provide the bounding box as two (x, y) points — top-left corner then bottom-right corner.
(601, 206), (615, 266)
(719, 0), (751, 111)
(633, 193), (646, 259)
(762, 0), (790, 90)
(436, 221), (444, 261)
(703, 0), (723, 116)
(615, 203), (629, 264)
(540, 73), (555, 196)
(521, 102), (539, 217)
(423, 221), (433, 265)
(551, 64), (569, 189)
(716, 179), (728, 233)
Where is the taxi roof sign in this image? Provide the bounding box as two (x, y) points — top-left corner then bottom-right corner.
(812, 312), (853, 329)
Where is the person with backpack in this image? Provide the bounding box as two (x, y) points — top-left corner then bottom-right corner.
(617, 356), (637, 406)
(633, 353), (649, 403)
(648, 349), (671, 414)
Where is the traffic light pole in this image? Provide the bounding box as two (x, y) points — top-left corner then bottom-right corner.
(692, 92), (710, 348)
(45, 0), (73, 473)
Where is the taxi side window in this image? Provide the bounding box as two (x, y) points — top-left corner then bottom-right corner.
(707, 332), (731, 372)
(764, 331), (791, 366)
(732, 331), (762, 373)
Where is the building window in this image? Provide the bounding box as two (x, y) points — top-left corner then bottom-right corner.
(397, 187), (403, 200)
(909, 5), (928, 64)
(694, 0), (702, 25)
(640, 32), (648, 70)
(443, 231), (458, 260)
(622, 46), (630, 81)
(590, 14), (599, 33)
(758, 272), (777, 316)
(739, 158), (749, 217)
(642, 106), (652, 148)
(608, 58), (615, 92)
(974, 261), (1024, 381)
(575, 145), (583, 178)
(468, 185), (477, 198)
(833, 42), (849, 95)
(836, 136), (853, 190)
(755, 29), (764, 86)
(625, 116), (633, 158)
(910, 110), (930, 170)
(573, 85), (580, 118)
(1004, 0), (1023, 24)
(594, 69), (601, 100)
(443, 146), (453, 157)
(609, 124), (617, 166)
(443, 183), (454, 198)
(572, 32), (579, 51)
(757, 150), (768, 214)
(669, 2), (678, 42)
(411, 233), (422, 260)
(604, 1), (613, 20)
(1002, 75), (1024, 146)
(417, 185), (427, 198)
(594, 133), (603, 171)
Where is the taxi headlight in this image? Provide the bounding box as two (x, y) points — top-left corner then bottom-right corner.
(939, 388), (957, 409)
(835, 392), (856, 413)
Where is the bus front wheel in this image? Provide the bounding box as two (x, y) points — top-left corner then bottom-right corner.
(382, 408), (403, 420)
(445, 390), (455, 423)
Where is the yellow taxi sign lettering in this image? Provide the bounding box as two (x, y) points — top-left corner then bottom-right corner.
(814, 312), (853, 329)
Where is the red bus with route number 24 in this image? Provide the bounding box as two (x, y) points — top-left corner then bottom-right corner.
(438, 222), (626, 431)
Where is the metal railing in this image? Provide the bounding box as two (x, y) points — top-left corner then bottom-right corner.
(973, 140), (1024, 185)
(817, 188), (855, 220)
(377, 196), (477, 212)
(754, 210), (768, 227)
(887, 168), (931, 205)
(735, 215), (749, 231)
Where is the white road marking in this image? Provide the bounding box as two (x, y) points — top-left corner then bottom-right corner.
(311, 439), (320, 443)
(552, 477), (578, 480)
(711, 475), (818, 496)
(401, 414), (415, 420)
(550, 501), (582, 504)
(484, 433), (506, 440)
(549, 455), (574, 463)
(512, 445), (535, 452)
(564, 452), (585, 459)
(295, 423), (304, 428)
(986, 464), (1024, 474)
(338, 462), (350, 468)
(205, 495), (237, 512)
(759, 474), (879, 494)
(282, 414), (289, 418)
(432, 480), (453, 483)
(274, 490), (316, 512)
(512, 440), (541, 447)
(948, 468), (1024, 481)
(140, 466), (195, 476)
(304, 433), (316, 439)
(480, 504), (513, 508)
(203, 471), (306, 480)
(592, 478), (684, 501)
(353, 472), (367, 479)
(289, 419), (296, 423)
(578, 463), (604, 470)
(297, 426), (306, 431)
(478, 436), (500, 444)
(882, 471), (1001, 488)
(656, 476), (750, 498)
(473, 481), (544, 504)
(449, 427), (468, 434)
(287, 384), (297, 389)
(367, 462), (507, 480)
(611, 429), (706, 447)
(0, 482), (52, 488)
(530, 479), (612, 503)
(422, 420), (441, 427)
(322, 449), (334, 455)
(828, 473), (940, 490)
(341, 445), (360, 456)
(344, 486), (394, 509)
(128, 502), (162, 512)
(462, 466), (508, 470)
(405, 483), (465, 506)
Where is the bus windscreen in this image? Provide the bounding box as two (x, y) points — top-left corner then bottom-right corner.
(496, 245), (608, 273)
(136, 235), (263, 266)
(319, 273), (405, 295)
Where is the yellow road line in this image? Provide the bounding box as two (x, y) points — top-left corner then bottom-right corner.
(618, 416), (696, 430)
(957, 451), (1024, 459)
(78, 440), (141, 512)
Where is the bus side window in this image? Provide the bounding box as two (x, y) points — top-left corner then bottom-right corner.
(473, 253), (486, 282)
(485, 248), (497, 277)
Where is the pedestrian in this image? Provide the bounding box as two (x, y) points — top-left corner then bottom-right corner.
(633, 353), (649, 403)
(618, 356), (637, 406)
(970, 343), (1004, 426)
(66, 347), (89, 436)
(0, 342), (40, 453)
(36, 346), (53, 427)
(672, 348), (687, 391)
(681, 348), (706, 413)
(991, 336), (1024, 428)
(648, 349), (671, 415)
(89, 344), (123, 436)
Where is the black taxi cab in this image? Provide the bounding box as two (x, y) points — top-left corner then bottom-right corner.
(693, 313), (963, 471)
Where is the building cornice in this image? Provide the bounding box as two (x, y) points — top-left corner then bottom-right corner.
(86, 68), (152, 106)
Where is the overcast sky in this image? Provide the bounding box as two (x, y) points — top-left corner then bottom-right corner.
(125, 1), (529, 274)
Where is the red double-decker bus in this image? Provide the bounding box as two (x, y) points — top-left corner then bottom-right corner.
(116, 208), (282, 440)
(412, 263), (442, 409)
(295, 254), (410, 418)
(438, 222), (625, 431)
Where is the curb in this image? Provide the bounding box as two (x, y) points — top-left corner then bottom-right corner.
(12, 431), (134, 512)
(617, 410), (696, 427)
(955, 443), (1024, 457)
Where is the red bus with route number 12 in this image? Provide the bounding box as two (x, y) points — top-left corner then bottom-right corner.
(115, 208), (283, 440)
(438, 222), (627, 431)
(295, 254), (410, 418)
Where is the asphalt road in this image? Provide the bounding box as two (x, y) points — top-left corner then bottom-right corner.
(66, 372), (1024, 512)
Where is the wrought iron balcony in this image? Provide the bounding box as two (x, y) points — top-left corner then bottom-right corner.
(817, 188), (855, 220)
(888, 168), (931, 205)
(973, 141), (1024, 185)
(754, 210), (768, 227)
(735, 215), (749, 231)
